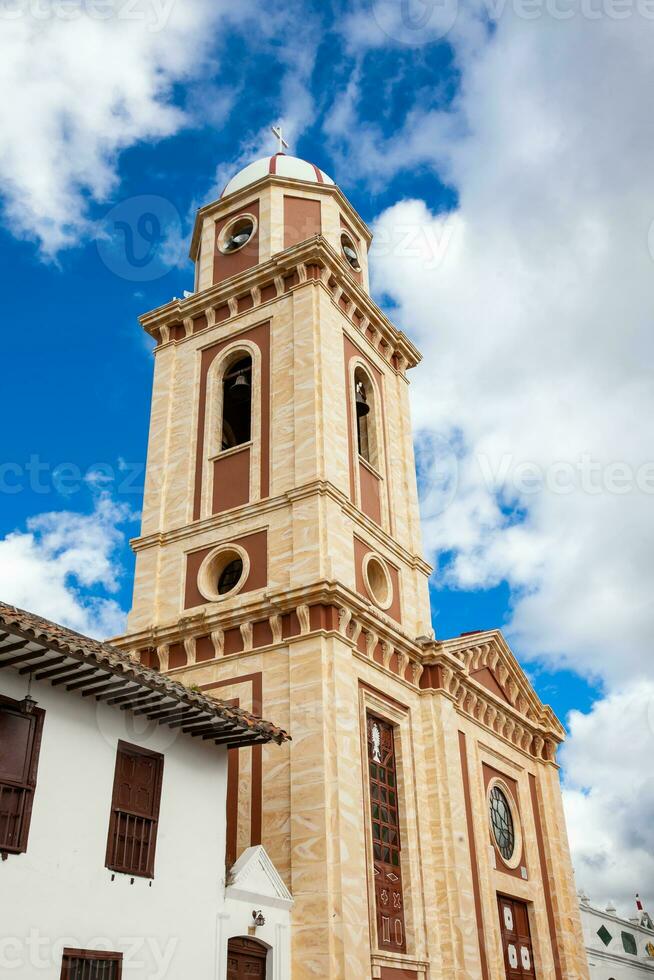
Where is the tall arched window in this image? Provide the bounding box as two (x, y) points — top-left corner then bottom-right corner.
(221, 355), (252, 450)
(354, 367), (377, 468)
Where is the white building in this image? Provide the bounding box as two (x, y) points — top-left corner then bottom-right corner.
(580, 892), (654, 980)
(0, 601), (292, 980)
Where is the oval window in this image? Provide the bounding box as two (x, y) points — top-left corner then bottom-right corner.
(218, 557), (244, 595)
(363, 554), (393, 609)
(341, 232), (361, 271)
(220, 215), (256, 254)
(489, 785), (515, 861)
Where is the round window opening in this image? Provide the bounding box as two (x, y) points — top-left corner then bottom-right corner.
(341, 233), (361, 271)
(220, 215), (256, 254)
(197, 545), (249, 603)
(218, 557), (243, 595)
(364, 554), (392, 609)
(489, 785), (516, 862)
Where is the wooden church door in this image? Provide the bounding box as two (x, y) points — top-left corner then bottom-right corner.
(498, 895), (537, 979)
(226, 937), (267, 979)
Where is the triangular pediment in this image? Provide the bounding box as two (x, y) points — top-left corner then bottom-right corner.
(439, 629), (565, 743)
(470, 665), (512, 704)
(226, 845), (293, 909)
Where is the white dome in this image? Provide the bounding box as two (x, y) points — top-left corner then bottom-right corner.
(221, 154), (334, 198)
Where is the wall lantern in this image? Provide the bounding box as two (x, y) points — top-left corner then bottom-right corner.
(252, 910), (266, 927)
(21, 676), (37, 715)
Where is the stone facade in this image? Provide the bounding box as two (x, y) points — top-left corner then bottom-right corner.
(116, 158), (590, 980)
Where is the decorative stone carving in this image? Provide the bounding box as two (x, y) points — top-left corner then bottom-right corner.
(297, 604), (311, 636)
(182, 316), (193, 338)
(381, 642), (394, 670)
(205, 307), (216, 328)
(269, 613), (282, 645)
(395, 353), (408, 374)
(410, 661), (424, 686)
(395, 650), (409, 676)
(240, 622), (253, 652)
(156, 643), (170, 672)
(210, 629), (225, 658)
(365, 630), (378, 659)
(228, 296), (239, 318)
(350, 620), (362, 644)
(183, 635), (196, 666)
(250, 285), (261, 306)
(338, 607), (352, 636)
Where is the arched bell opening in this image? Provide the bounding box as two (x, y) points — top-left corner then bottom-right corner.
(222, 355), (253, 451)
(354, 366), (378, 469)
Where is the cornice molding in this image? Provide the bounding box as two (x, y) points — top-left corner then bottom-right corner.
(419, 633), (566, 761)
(130, 478), (433, 577)
(113, 589), (564, 760)
(138, 237), (421, 371)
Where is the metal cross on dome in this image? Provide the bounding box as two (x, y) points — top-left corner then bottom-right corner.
(271, 124), (289, 154)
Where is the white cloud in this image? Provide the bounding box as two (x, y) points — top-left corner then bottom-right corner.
(0, 0), (253, 254)
(561, 683), (654, 914)
(332, 0), (654, 908)
(0, 494), (135, 638)
(359, 10), (654, 685)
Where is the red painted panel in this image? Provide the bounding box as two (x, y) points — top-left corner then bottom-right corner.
(284, 195), (322, 249)
(184, 530), (268, 609)
(359, 459), (382, 525)
(212, 446), (250, 514)
(213, 199), (260, 286)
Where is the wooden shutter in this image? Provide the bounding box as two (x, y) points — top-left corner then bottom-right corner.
(367, 714), (406, 953)
(61, 949), (122, 980)
(0, 696), (45, 854)
(105, 741), (163, 878)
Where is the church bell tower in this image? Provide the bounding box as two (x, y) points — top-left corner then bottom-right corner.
(117, 148), (589, 980)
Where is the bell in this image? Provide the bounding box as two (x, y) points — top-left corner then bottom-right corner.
(230, 372), (250, 404)
(356, 385), (370, 418)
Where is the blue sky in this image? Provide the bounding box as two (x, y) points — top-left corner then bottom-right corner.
(1, 0), (652, 908)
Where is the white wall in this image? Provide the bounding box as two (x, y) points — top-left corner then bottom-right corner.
(220, 845), (293, 980)
(581, 902), (654, 980)
(0, 669), (228, 980)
